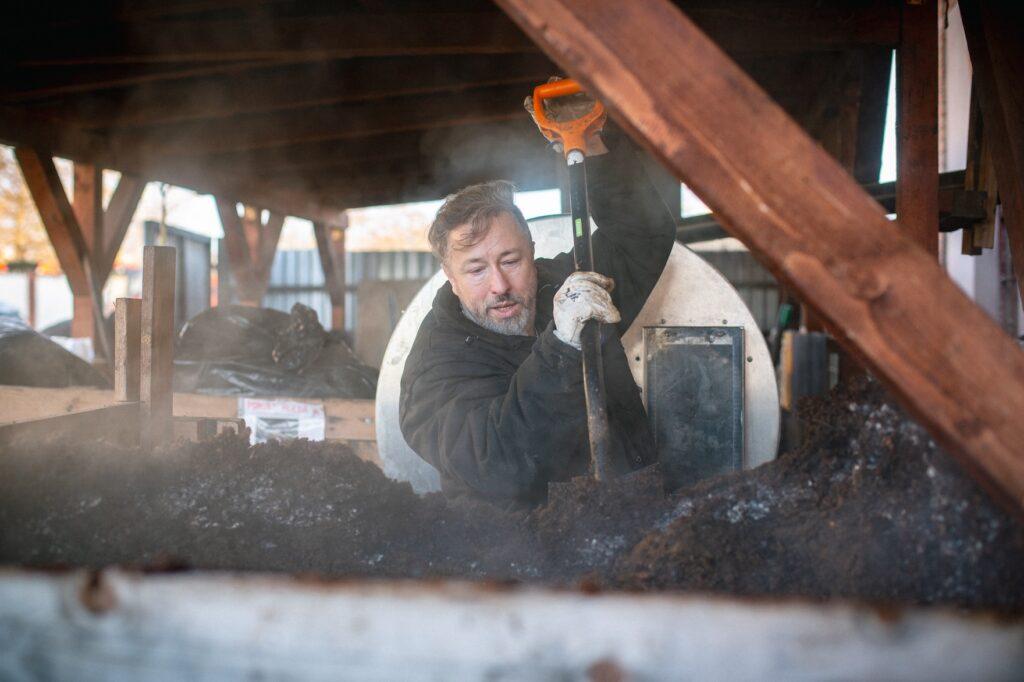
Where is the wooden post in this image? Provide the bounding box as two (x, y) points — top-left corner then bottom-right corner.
(896, 0), (940, 256)
(960, 0), (1024, 303)
(494, 0), (1024, 515)
(26, 267), (36, 329)
(114, 298), (142, 403)
(140, 246), (176, 448)
(216, 200), (285, 306)
(313, 217), (348, 331)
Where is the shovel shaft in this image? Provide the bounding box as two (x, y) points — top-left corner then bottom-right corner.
(568, 154), (612, 481)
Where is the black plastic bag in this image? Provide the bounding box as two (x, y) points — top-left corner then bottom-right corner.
(0, 317), (109, 388)
(174, 304), (377, 399)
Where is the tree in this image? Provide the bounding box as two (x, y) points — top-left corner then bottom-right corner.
(0, 145), (57, 270)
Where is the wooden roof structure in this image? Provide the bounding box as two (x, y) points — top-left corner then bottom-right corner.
(3, 0), (1024, 514)
(1, 0), (901, 223)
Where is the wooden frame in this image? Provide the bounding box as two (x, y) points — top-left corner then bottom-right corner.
(495, 0), (1024, 514)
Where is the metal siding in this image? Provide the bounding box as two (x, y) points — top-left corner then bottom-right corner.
(264, 250), (440, 332)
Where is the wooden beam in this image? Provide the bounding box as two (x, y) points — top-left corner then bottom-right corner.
(0, 385), (377, 442)
(0, 105), (348, 226)
(960, 0), (1024, 302)
(5, 4), (898, 72)
(313, 219), (348, 331)
(0, 60), (283, 101)
(14, 148), (89, 292)
(7, 13), (538, 66)
(494, 0), (1024, 513)
(216, 202), (284, 306)
(98, 174), (145, 278)
(140, 245), (176, 448)
(14, 148), (101, 342)
(853, 49), (893, 184)
(103, 83), (531, 159)
(896, 0), (940, 256)
(14, 55), (554, 128)
(114, 297), (142, 403)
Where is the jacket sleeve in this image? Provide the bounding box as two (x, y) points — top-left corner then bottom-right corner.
(400, 324), (586, 501)
(554, 127), (678, 334)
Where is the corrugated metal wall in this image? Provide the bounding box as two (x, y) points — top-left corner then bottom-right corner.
(261, 250), (439, 332)
(252, 248), (777, 335)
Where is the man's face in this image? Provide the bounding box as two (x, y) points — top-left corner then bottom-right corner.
(443, 212), (538, 336)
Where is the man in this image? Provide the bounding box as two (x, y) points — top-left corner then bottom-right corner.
(399, 95), (676, 508)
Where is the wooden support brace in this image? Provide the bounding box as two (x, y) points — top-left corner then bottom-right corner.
(960, 0), (1024, 303)
(14, 149), (143, 360)
(494, 0), (1024, 515)
(313, 218), (348, 330)
(216, 200), (285, 306)
(140, 246), (176, 448)
(98, 175), (145, 279)
(114, 298), (142, 403)
(896, 0), (940, 256)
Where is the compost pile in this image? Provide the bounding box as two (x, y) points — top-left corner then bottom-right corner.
(1, 376), (1022, 610)
(174, 303), (377, 399)
(613, 376), (1024, 610)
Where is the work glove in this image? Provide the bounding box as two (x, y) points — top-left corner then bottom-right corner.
(553, 271), (620, 350)
(523, 76), (609, 157)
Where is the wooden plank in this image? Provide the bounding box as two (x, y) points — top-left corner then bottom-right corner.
(494, 0), (1024, 514)
(114, 298), (142, 403)
(0, 403), (140, 451)
(960, 0), (1024, 302)
(140, 246), (176, 448)
(0, 386), (376, 442)
(896, 0), (940, 256)
(313, 219), (348, 331)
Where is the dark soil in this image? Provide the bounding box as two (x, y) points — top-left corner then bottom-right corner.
(2, 376), (1022, 610)
(614, 377), (1024, 611)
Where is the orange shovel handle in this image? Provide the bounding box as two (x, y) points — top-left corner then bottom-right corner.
(532, 79), (606, 158)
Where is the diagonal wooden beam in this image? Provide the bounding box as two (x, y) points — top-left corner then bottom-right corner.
(14, 148), (90, 293)
(0, 104), (348, 226)
(216, 200), (284, 306)
(98, 174), (145, 279)
(960, 0), (1024, 304)
(14, 149), (112, 357)
(313, 219), (348, 331)
(254, 210), (284, 290)
(494, 0), (1024, 514)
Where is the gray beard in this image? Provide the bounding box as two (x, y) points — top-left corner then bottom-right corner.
(462, 298), (535, 336)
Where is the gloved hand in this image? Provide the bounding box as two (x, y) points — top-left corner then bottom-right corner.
(553, 271), (620, 350)
(523, 76), (609, 156)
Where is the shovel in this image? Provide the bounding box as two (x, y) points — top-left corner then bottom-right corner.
(532, 79), (614, 483)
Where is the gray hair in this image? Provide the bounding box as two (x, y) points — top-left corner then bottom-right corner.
(428, 180), (531, 262)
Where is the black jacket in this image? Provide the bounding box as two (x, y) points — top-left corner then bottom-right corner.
(399, 136), (677, 507)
